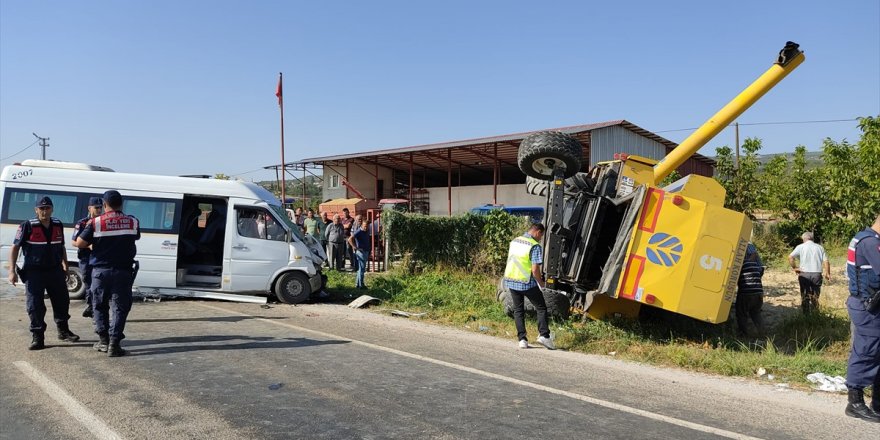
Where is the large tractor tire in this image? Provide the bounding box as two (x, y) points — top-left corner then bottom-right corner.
(497, 279), (570, 320)
(518, 131), (583, 180)
(525, 173), (596, 198)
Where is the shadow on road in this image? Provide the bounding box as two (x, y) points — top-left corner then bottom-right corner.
(125, 334), (349, 356)
(127, 315), (285, 324)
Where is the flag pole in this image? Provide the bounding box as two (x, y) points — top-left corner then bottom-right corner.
(277, 72), (286, 206)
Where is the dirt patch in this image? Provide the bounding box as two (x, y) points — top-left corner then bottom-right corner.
(761, 264), (850, 328)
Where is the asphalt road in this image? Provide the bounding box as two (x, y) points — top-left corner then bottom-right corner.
(1, 284), (878, 439)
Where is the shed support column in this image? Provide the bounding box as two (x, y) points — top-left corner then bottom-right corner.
(408, 153), (414, 211)
(447, 149), (452, 216)
(493, 143), (498, 205)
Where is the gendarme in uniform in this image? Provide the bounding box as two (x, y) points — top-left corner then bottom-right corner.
(9, 196), (80, 349)
(71, 196), (103, 318)
(843, 218), (880, 422)
(75, 190), (140, 357)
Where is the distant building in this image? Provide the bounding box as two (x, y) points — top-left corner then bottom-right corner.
(269, 120), (714, 216)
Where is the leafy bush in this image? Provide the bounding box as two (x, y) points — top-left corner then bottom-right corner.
(383, 209), (530, 275)
(472, 210), (530, 275)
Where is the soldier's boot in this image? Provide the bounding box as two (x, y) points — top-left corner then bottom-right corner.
(57, 322), (80, 342)
(93, 332), (109, 352)
(28, 333), (45, 351)
(845, 388), (880, 422)
(872, 391), (880, 416)
(82, 304), (93, 318)
(107, 339), (127, 358)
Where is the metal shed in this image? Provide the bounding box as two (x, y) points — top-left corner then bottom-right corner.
(267, 120), (715, 215)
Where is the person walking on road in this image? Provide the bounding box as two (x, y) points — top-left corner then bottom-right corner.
(8, 196), (81, 350)
(74, 190), (140, 357)
(735, 242), (765, 336)
(325, 214), (346, 271)
(72, 197), (103, 318)
(348, 218), (372, 289)
(503, 223), (554, 350)
(843, 214), (880, 422)
(789, 231), (831, 314)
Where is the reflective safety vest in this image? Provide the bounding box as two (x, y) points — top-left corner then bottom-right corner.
(848, 229), (880, 302)
(503, 235), (539, 283)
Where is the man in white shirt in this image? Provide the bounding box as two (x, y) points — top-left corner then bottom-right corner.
(788, 231), (831, 314)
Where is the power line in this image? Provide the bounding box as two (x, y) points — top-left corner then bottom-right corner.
(654, 117), (860, 134)
(229, 167), (269, 177)
(0, 139), (40, 161)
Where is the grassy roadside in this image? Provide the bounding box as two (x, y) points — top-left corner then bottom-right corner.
(324, 266), (850, 390)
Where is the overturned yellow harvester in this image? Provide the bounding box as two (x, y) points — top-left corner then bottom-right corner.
(509, 42), (805, 323)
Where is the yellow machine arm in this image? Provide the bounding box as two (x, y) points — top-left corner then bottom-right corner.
(652, 42), (805, 185)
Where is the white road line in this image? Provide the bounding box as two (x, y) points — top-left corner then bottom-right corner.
(12, 361), (124, 440)
(197, 303), (764, 440)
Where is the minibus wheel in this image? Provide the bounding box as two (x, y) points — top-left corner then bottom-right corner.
(275, 272), (311, 304)
(66, 267), (86, 299)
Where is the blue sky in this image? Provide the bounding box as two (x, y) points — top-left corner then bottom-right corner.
(1, 1), (878, 182)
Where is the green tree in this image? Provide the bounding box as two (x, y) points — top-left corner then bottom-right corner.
(758, 154), (789, 215)
(856, 116), (880, 227)
(713, 137), (763, 218)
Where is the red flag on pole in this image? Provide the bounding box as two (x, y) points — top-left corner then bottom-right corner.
(275, 76), (283, 107)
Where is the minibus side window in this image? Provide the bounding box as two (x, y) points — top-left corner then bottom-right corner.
(236, 207), (287, 242)
(122, 198), (180, 232)
(2, 189), (77, 224)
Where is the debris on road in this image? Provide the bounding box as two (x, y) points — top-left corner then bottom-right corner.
(806, 373), (847, 392)
(134, 287), (267, 304)
(268, 383), (284, 391)
(391, 310), (427, 318)
(348, 295), (381, 309)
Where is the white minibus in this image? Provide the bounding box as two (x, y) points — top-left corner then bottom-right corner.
(1, 160), (326, 304)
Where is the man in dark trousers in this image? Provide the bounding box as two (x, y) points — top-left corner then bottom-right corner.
(844, 214), (880, 422)
(503, 223), (554, 350)
(72, 197), (103, 318)
(74, 190), (140, 357)
(8, 196), (81, 350)
(735, 242), (765, 336)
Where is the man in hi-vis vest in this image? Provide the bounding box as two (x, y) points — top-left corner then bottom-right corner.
(503, 223), (554, 349)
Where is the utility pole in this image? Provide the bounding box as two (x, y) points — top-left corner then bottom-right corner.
(32, 133), (49, 160)
(734, 122), (740, 169)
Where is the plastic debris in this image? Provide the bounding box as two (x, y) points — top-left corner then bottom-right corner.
(478, 326), (489, 332)
(806, 373), (847, 392)
(756, 367), (767, 377)
(608, 351), (617, 356)
(391, 310), (427, 318)
(268, 383), (284, 391)
(348, 295), (381, 309)
(767, 374), (775, 380)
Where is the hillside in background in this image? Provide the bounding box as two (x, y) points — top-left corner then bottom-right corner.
(712, 150), (823, 169)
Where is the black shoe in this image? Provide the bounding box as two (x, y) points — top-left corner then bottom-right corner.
(58, 330), (80, 342)
(845, 403), (880, 422)
(28, 335), (45, 351)
(107, 341), (127, 357)
(82, 305), (93, 318)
